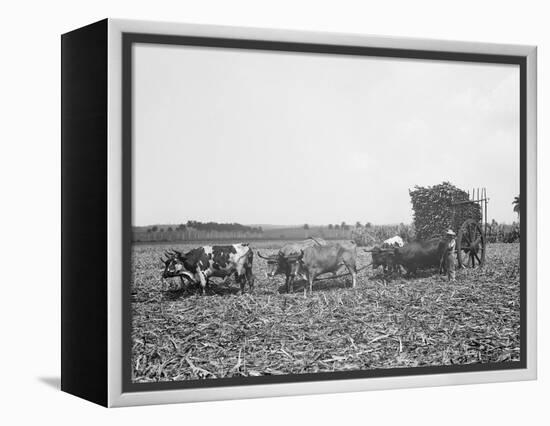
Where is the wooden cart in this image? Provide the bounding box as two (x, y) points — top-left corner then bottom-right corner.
(452, 188), (489, 268)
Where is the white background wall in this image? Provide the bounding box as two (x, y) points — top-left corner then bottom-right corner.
(0, 0), (546, 423)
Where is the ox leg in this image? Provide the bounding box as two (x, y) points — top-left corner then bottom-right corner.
(439, 254), (446, 275)
(351, 266), (357, 288)
(290, 274), (297, 293)
(234, 265), (245, 295)
(197, 273), (207, 296)
(344, 263), (357, 288)
(285, 275), (290, 293)
(239, 274), (246, 294)
(246, 266), (254, 292)
(285, 274), (294, 294)
(304, 272), (314, 297)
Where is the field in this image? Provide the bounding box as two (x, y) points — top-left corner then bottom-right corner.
(131, 241), (521, 383)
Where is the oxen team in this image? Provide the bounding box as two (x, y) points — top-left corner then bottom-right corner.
(161, 232), (459, 296)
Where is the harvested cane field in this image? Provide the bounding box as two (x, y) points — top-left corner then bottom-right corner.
(131, 241), (520, 383)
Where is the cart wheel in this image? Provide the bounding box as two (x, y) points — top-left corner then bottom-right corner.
(457, 219), (486, 268)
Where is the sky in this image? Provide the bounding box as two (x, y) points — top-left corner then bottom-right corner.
(132, 43), (520, 227)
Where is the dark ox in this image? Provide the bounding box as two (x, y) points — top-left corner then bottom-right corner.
(365, 235), (405, 274)
(261, 240), (357, 295)
(161, 243), (254, 295)
(369, 247), (398, 273)
(393, 238), (448, 276)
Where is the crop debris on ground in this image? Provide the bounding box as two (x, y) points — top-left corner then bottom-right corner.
(131, 241), (520, 383)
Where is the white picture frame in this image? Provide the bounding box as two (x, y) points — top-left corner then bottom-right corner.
(61, 18), (537, 407)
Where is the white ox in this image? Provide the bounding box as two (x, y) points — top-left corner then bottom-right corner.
(382, 235), (404, 248)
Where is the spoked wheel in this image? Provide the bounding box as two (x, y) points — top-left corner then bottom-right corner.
(457, 219), (486, 268)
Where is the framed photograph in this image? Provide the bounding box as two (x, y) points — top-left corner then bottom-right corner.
(61, 19), (537, 407)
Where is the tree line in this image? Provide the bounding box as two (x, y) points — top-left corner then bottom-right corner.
(145, 220), (263, 234)
(303, 221), (373, 231)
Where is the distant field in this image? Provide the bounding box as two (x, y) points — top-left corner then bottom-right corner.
(131, 241), (520, 383)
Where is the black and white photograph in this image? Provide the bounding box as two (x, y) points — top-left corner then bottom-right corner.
(128, 39), (524, 387)
(3, 0), (547, 419)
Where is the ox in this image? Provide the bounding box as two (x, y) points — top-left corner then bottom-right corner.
(257, 238), (326, 289)
(260, 241), (357, 295)
(393, 238), (448, 276)
(295, 241), (358, 295)
(364, 236), (404, 274)
(369, 246), (399, 273)
(161, 243), (254, 295)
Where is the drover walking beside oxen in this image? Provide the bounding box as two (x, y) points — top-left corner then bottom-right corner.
(441, 229), (457, 281)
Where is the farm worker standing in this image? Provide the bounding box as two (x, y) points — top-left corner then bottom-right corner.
(443, 229), (457, 281)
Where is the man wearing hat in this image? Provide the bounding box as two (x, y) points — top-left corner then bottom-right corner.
(441, 229), (457, 281)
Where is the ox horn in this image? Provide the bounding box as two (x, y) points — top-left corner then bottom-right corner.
(257, 251), (277, 260)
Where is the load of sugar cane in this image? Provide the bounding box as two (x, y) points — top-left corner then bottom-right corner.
(409, 182), (481, 241)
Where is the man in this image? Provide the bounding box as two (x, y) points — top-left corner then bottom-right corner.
(441, 229), (457, 281)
